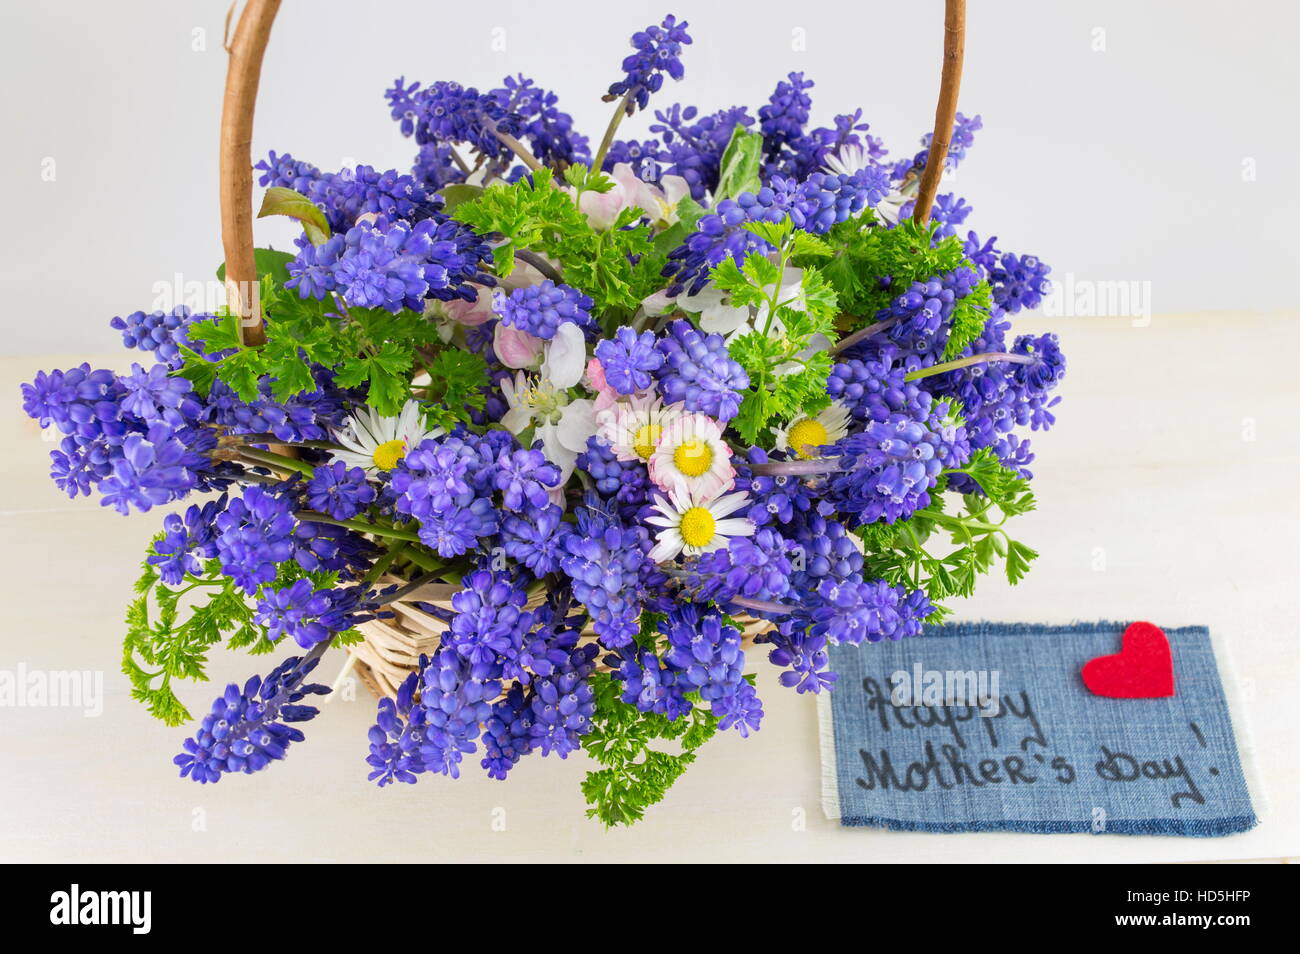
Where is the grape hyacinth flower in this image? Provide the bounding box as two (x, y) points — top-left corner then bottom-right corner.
(594, 327), (663, 394)
(654, 319), (749, 421)
(174, 649), (331, 783)
(560, 502), (666, 647)
(305, 460), (377, 521)
(607, 15), (693, 114)
(149, 496), (226, 585)
(214, 485), (299, 595)
(287, 215), (494, 312)
(829, 401), (971, 526)
(495, 280), (596, 341)
(661, 605), (762, 735)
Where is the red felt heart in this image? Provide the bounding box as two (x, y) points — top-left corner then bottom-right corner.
(1081, 621), (1175, 698)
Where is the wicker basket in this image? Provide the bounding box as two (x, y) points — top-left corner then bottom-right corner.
(348, 578), (777, 700)
(217, 0), (966, 701)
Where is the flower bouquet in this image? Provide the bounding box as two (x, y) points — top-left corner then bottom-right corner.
(19, 5), (1063, 825)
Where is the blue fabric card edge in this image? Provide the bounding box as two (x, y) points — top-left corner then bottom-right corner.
(825, 620), (1260, 837)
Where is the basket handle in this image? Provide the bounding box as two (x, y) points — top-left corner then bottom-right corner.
(220, 0), (281, 346)
(912, 0), (967, 225)
(216, 0), (965, 342)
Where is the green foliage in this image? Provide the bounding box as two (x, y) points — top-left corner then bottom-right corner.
(419, 349), (489, 431)
(713, 125), (764, 201)
(709, 224), (840, 444)
(580, 671), (719, 827)
(943, 279), (994, 359)
(215, 247), (296, 286)
(180, 273), (487, 420)
(452, 168), (661, 319)
(257, 186), (331, 245)
(123, 540), (358, 726)
(857, 446), (1039, 617)
(818, 217), (973, 316)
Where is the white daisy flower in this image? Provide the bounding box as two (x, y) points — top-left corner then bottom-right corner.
(646, 487), (755, 563)
(647, 412), (735, 498)
(330, 400), (444, 475)
(596, 393), (684, 463)
(773, 401), (851, 460)
(823, 143), (873, 178)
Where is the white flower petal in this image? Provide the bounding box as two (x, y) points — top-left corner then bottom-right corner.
(542, 322), (586, 390)
(556, 398), (597, 453)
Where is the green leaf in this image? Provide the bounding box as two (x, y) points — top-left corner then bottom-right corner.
(216, 247), (296, 285)
(580, 672), (717, 827)
(257, 186), (331, 246)
(714, 125), (764, 201)
(438, 183), (485, 212)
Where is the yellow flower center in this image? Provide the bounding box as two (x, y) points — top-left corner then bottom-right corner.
(633, 423), (663, 460)
(787, 418), (829, 459)
(672, 438), (714, 477)
(679, 506), (716, 548)
(372, 438), (407, 471)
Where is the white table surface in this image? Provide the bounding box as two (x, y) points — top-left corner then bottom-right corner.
(2, 312), (1297, 863)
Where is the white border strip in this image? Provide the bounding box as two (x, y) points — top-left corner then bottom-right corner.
(815, 687), (841, 821)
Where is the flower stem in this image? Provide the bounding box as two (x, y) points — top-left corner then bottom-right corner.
(748, 458), (842, 477)
(829, 316), (894, 356)
(514, 248), (563, 283)
(238, 447), (316, 477)
(591, 93), (632, 172)
(295, 511), (424, 543)
(728, 595), (796, 616)
(904, 351), (1031, 382)
(236, 433), (342, 451)
(363, 542), (408, 585)
(491, 127), (544, 172)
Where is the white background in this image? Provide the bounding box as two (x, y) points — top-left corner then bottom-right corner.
(2, 0), (1298, 354)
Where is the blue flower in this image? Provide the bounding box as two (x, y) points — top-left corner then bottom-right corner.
(759, 72), (815, 159)
(287, 215), (493, 312)
(654, 319), (749, 421)
(800, 578), (933, 645)
(306, 460), (376, 521)
(828, 401), (970, 525)
(110, 306), (219, 369)
(576, 436), (650, 521)
(636, 103), (755, 200)
(417, 648), (502, 778)
(687, 528), (794, 605)
(661, 605), (763, 735)
(493, 447), (561, 512)
(607, 15), (692, 114)
(605, 645), (692, 720)
(254, 579), (336, 648)
(827, 350), (928, 424)
(365, 671), (428, 786)
(559, 501), (665, 648)
(444, 570), (536, 669)
(174, 650), (330, 783)
(391, 436), (499, 557)
(502, 503), (571, 576)
(492, 75), (590, 166)
(495, 280), (595, 340)
(118, 363), (201, 424)
(386, 79), (525, 163)
(595, 327), (663, 394)
(214, 485), (299, 594)
(149, 496), (226, 585)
